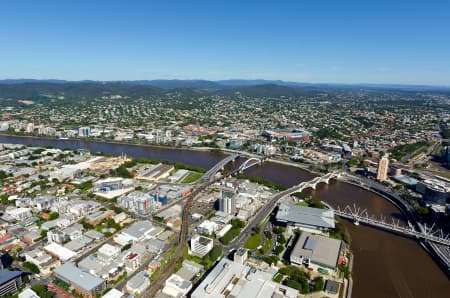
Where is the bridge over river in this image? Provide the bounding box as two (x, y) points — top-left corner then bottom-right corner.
(334, 205), (450, 246)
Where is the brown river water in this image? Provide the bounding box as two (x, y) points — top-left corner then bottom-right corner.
(0, 136), (448, 297)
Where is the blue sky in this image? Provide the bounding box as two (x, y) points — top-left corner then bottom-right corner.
(1, 0), (449, 85)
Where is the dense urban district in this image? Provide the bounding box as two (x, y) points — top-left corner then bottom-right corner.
(0, 81), (448, 298)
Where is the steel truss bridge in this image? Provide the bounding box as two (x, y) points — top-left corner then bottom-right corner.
(334, 204), (450, 246)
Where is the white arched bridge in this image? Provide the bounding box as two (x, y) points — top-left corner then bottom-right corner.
(202, 153), (241, 181)
(238, 157), (264, 172)
(202, 154), (266, 181)
(334, 204), (450, 246)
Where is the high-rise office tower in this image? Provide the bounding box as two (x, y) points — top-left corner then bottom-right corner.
(377, 154), (389, 181)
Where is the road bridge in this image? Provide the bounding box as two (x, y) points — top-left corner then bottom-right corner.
(201, 153), (241, 181)
(227, 172), (341, 249)
(238, 157), (263, 172)
(285, 172), (341, 194)
(146, 170), (341, 295)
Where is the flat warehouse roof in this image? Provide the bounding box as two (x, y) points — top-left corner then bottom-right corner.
(54, 262), (104, 292)
(276, 203), (335, 229)
(291, 231), (342, 269)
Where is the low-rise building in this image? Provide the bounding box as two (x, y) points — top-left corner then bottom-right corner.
(416, 178), (450, 204)
(125, 271), (150, 295)
(24, 249), (59, 275)
(276, 204), (335, 231)
(102, 288), (124, 298)
(290, 231), (343, 271)
(135, 163), (174, 182)
(162, 274), (192, 297)
(97, 243), (121, 262)
(115, 220), (154, 244)
(54, 262), (106, 298)
(196, 220), (219, 235)
(147, 238), (164, 253)
(123, 251), (141, 273)
(191, 258), (298, 298)
(44, 242), (77, 261)
(85, 210), (115, 225)
(19, 288), (40, 298)
(4, 207), (32, 221)
(324, 280), (340, 295)
(0, 270), (26, 297)
(168, 169), (189, 183)
(84, 229), (105, 241)
(234, 248), (248, 264)
(47, 230), (69, 244)
(118, 191), (155, 215)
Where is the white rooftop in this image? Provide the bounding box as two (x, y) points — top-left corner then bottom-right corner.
(191, 258), (298, 298)
(102, 288), (124, 298)
(44, 242), (77, 261)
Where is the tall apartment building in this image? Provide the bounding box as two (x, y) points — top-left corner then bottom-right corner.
(377, 155), (389, 181)
(219, 191), (236, 215)
(118, 191), (155, 215)
(190, 235), (213, 257)
(78, 126), (91, 137)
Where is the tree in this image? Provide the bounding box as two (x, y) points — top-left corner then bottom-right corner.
(106, 218), (121, 231)
(274, 245), (284, 255)
(0, 194), (10, 205)
(313, 276), (324, 292)
(417, 207), (430, 217)
(280, 266), (310, 294)
(338, 264), (351, 279)
(40, 229), (48, 238)
(208, 246), (222, 262)
(231, 219), (245, 229)
(80, 219), (94, 230)
(0, 170), (8, 180)
(346, 157), (360, 168)
(262, 255), (279, 266)
(23, 261), (40, 274)
(31, 285), (55, 298)
(116, 165), (133, 178)
(121, 243), (132, 252)
(49, 212), (59, 220)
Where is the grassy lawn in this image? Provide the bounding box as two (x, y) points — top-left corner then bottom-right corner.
(151, 244), (178, 280)
(389, 140), (431, 160)
(260, 237), (272, 255)
(219, 226), (241, 244)
(273, 273), (284, 283)
(245, 232), (262, 249)
(296, 201), (309, 207)
(220, 219), (245, 245)
(182, 245), (222, 269)
(182, 172), (203, 183)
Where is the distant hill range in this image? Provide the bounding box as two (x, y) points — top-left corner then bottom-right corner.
(0, 79), (448, 99)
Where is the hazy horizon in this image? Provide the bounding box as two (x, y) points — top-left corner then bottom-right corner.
(1, 1), (450, 85)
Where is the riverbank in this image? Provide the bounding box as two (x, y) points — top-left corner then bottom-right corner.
(0, 132), (225, 153)
(338, 175), (450, 277)
(0, 134), (448, 296)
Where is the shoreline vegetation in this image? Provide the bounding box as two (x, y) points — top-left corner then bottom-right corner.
(0, 132), (225, 153)
(4, 134), (435, 284)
